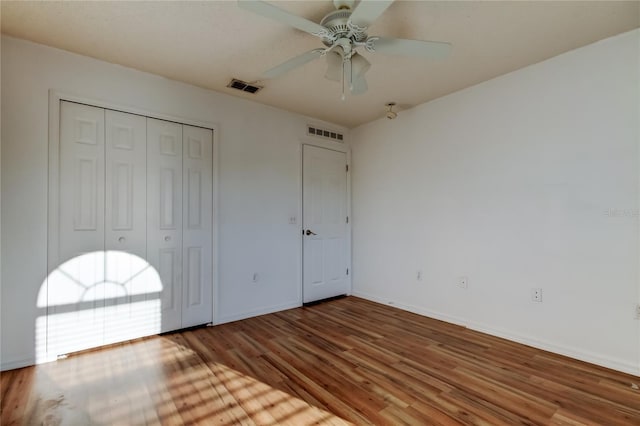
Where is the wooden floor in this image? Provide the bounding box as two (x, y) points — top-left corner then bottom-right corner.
(2, 297), (639, 425)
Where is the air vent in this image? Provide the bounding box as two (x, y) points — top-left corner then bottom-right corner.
(227, 78), (263, 94)
(308, 125), (344, 142)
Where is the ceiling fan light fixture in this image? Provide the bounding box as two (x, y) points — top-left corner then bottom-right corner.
(351, 53), (370, 79)
(325, 50), (343, 82)
(386, 102), (398, 120)
(333, 0), (355, 10)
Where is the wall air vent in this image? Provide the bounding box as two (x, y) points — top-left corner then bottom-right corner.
(308, 125), (344, 142)
(227, 78), (263, 94)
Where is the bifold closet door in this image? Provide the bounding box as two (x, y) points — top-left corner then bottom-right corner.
(147, 118), (184, 332)
(49, 101), (106, 356)
(103, 110), (150, 345)
(146, 121), (213, 331)
(182, 125), (213, 327)
(50, 103), (214, 358)
(51, 103), (150, 356)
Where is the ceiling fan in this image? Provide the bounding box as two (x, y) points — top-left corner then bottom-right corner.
(238, 0), (452, 99)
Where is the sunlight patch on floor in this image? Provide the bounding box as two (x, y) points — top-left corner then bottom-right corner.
(33, 337), (351, 425)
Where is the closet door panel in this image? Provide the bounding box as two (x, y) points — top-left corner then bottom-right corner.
(104, 110), (154, 344)
(182, 126), (213, 327)
(49, 101), (106, 357)
(105, 110), (146, 257)
(58, 101), (106, 264)
(147, 118), (183, 332)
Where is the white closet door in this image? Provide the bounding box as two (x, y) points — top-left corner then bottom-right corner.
(182, 125), (213, 327)
(48, 101), (106, 356)
(147, 118), (183, 332)
(103, 110), (154, 345)
(49, 102), (215, 358)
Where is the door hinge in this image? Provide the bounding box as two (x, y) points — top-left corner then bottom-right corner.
(346, 164), (349, 172)
(346, 268), (349, 275)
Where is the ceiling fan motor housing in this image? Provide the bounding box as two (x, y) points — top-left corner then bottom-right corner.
(319, 10), (367, 47)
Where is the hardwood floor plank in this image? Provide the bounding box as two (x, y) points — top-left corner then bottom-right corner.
(406, 400), (467, 426)
(528, 375), (640, 425)
(2, 296), (639, 425)
(549, 408), (605, 426)
(261, 351), (369, 424)
(1, 368), (35, 425)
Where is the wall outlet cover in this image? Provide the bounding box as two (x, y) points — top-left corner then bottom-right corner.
(531, 288), (542, 302)
(458, 276), (468, 289)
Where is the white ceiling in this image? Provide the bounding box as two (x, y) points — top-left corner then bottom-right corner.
(1, 1), (638, 128)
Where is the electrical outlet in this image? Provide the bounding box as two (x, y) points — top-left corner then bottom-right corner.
(288, 216), (297, 224)
(457, 276), (468, 289)
(531, 288), (542, 302)
(416, 270), (423, 281)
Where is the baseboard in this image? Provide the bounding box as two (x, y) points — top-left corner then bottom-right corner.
(352, 291), (640, 377)
(215, 301), (301, 325)
(467, 320), (640, 377)
(352, 291), (469, 327)
(1, 356), (36, 372)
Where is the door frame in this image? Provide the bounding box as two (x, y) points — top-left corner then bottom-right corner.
(47, 90), (220, 356)
(299, 135), (352, 305)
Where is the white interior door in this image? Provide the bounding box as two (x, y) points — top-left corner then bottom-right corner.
(147, 118), (183, 332)
(181, 125), (213, 327)
(302, 145), (349, 303)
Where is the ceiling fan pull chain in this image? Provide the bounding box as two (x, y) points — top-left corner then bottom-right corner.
(348, 65), (353, 91)
(350, 60), (354, 90)
(341, 60), (346, 101)
(344, 57), (353, 93)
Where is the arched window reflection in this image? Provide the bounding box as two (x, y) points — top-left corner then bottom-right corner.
(37, 251), (163, 363)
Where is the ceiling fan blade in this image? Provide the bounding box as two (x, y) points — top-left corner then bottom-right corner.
(261, 49), (325, 79)
(369, 36), (452, 59)
(238, 0), (326, 36)
(349, 0), (394, 29)
(351, 76), (368, 95)
(325, 51), (343, 82)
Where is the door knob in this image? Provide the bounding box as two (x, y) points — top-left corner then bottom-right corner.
(305, 229), (317, 236)
(164, 236), (171, 242)
(118, 236), (126, 243)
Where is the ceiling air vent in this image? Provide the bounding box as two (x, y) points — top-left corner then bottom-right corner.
(308, 125), (344, 142)
(227, 78), (263, 94)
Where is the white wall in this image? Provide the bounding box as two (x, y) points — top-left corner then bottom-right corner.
(351, 29), (640, 375)
(0, 35), (347, 370)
